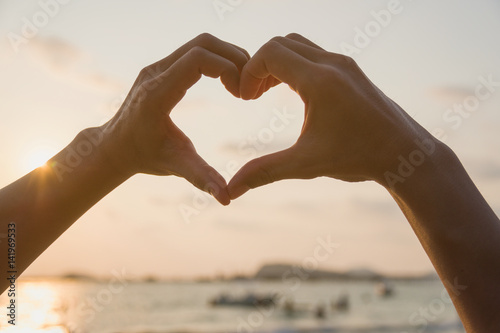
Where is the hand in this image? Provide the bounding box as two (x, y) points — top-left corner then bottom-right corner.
(101, 33), (250, 205)
(228, 33), (437, 199)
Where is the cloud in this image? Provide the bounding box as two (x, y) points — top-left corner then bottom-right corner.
(27, 36), (124, 92)
(429, 85), (475, 103)
(30, 36), (82, 69)
(466, 157), (500, 180)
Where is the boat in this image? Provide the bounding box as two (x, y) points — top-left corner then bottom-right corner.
(331, 293), (349, 312)
(209, 292), (276, 307)
(375, 280), (395, 297)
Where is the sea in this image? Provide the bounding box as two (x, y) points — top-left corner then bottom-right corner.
(0, 278), (465, 333)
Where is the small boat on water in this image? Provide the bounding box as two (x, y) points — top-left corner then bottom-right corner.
(375, 280), (395, 297)
(331, 293), (349, 312)
(209, 292), (276, 307)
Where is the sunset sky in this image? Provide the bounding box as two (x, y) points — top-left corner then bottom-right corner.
(1, 0), (499, 279)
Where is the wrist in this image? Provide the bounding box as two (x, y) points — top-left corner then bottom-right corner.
(375, 135), (452, 194)
(49, 126), (133, 183)
(87, 123), (137, 180)
(379, 139), (468, 233)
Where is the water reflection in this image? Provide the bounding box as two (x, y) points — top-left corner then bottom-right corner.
(0, 278), (464, 333)
(0, 279), (87, 332)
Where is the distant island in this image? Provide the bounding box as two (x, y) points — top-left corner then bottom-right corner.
(249, 263), (437, 282)
(197, 263), (437, 283)
(23, 263), (438, 283)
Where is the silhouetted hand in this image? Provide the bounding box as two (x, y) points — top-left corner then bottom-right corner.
(228, 33), (435, 199)
(103, 33), (250, 205)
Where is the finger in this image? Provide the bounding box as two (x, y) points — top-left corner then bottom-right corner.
(227, 147), (299, 199)
(285, 33), (326, 51)
(240, 40), (314, 100)
(253, 76), (282, 99)
(157, 46), (241, 111)
(176, 151), (231, 206)
(265, 76), (282, 90)
(123, 35), (248, 110)
(240, 34), (339, 100)
(228, 42), (251, 62)
(150, 33), (249, 76)
(268, 36), (330, 64)
(280, 35), (356, 70)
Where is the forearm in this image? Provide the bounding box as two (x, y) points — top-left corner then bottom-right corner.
(385, 141), (500, 332)
(0, 126), (132, 293)
(0, 34), (245, 295)
(226, 33), (500, 332)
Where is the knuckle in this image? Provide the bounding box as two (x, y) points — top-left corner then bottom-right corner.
(260, 39), (283, 55)
(285, 32), (303, 40)
(270, 36), (286, 44)
(195, 32), (215, 46)
(131, 83), (149, 102)
(138, 65), (155, 81)
(328, 53), (358, 68)
(186, 45), (208, 60)
(138, 67), (149, 78)
(149, 60), (163, 73)
(339, 54), (357, 67)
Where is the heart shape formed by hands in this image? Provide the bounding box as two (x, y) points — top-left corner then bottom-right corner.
(225, 33), (420, 200)
(108, 33), (424, 206)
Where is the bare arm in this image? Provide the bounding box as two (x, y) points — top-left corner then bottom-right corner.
(0, 33), (249, 293)
(227, 33), (500, 332)
(387, 145), (500, 332)
(0, 128), (132, 292)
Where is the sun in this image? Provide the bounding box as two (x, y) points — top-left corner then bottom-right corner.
(22, 143), (58, 173)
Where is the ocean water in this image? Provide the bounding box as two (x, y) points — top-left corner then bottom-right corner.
(0, 278), (465, 333)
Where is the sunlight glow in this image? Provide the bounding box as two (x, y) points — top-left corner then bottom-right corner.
(5, 282), (66, 331)
(21, 144), (58, 173)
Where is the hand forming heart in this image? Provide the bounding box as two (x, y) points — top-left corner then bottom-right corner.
(102, 33), (437, 205)
(2, 29), (495, 333)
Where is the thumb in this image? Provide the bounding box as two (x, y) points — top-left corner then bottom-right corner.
(228, 148), (299, 199)
(176, 152), (231, 206)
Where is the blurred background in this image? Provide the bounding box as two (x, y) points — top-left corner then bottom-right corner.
(0, 0), (499, 332)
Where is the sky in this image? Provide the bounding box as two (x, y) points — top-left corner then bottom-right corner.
(0, 0), (499, 279)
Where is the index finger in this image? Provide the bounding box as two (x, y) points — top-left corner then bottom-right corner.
(285, 33), (326, 51)
(240, 40), (315, 100)
(152, 33), (250, 75)
(156, 46), (242, 112)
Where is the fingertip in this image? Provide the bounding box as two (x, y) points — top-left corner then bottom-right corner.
(240, 93), (254, 101)
(221, 69), (241, 98)
(240, 66), (263, 100)
(213, 186), (231, 206)
(205, 170), (231, 205)
(227, 182), (250, 200)
(239, 84), (255, 100)
(226, 84), (241, 98)
(241, 48), (251, 61)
